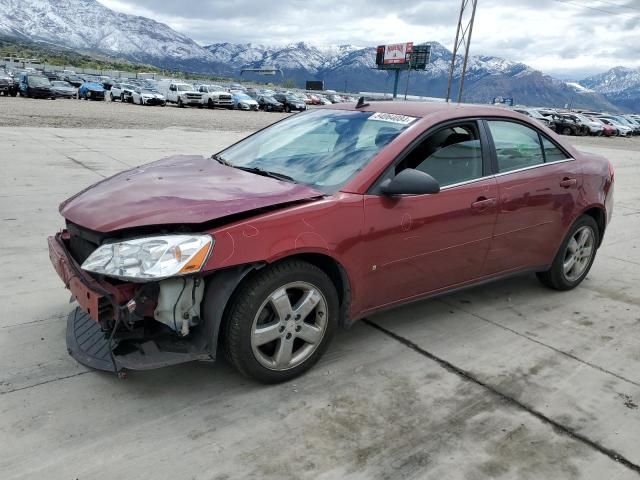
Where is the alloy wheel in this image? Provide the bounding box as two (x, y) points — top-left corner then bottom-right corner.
(563, 226), (595, 282)
(250, 281), (328, 371)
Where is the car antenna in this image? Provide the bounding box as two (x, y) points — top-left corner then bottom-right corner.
(356, 96), (370, 109)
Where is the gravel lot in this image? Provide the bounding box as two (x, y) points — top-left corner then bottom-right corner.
(0, 96), (290, 130)
(1, 104), (640, 480)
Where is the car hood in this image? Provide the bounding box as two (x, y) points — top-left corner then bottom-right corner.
(59, 155), (324, 233)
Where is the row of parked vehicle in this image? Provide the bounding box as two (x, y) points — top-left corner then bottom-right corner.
(512, 107), (640, 137)
(1, 67), (361, 114)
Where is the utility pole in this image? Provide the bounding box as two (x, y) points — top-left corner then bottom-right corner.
(445, 0), (479, 103)
(404, 57), (412, 100)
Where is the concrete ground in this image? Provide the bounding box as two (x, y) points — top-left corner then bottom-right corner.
(1, 125), (639, 480)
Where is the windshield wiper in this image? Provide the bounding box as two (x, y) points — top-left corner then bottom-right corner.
(211, 153), (232, 167)
(211, 154), (296, 183)
(236, 166), (296, 183)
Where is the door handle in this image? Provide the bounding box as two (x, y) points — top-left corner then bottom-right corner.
(560, 177), (577, 188)
(471, 197), (496, 211)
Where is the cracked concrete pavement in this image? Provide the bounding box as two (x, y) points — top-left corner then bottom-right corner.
(1, 121), (639, 479)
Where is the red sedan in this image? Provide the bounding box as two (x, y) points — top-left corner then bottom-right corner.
(48, 101), (614, 382)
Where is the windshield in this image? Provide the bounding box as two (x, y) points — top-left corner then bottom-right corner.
(218, 109), (416, 193)
(236, 93), (252, 100)
(177, 84), (193, 91)
(29, 76), (50, 87)
(51, 81), (69, 87)
(286, 95), (301, 102)
(122, 84), (134, 89)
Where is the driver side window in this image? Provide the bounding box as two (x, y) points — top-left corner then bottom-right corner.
(395, 123), (484, 187)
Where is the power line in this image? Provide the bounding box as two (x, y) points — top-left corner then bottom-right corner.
(593, 0), (640, 13)
(551, 0), (639, 19)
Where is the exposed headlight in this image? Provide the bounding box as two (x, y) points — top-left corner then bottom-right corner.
(81, 234), (213, 282)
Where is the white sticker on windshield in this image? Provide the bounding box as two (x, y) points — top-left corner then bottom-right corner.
(369, 112), (417, 125)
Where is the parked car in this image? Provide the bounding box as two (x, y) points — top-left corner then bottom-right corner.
(587, 116), (617, 137)
(110, 83), (136, 102)
(64, 75), (84, 88)
(605, 115), (640, 135)
(273, 93), (307, 112)
(18, 73), (55, 99)
(598, 117), (632, 137)
(570, 113), (604, 136)
(131, 87), (166, 106)
(305, 93), (322, 105)
(197, 84), (233, 109)
(233, 92), (259, 111)
(50, 80), (77, 99)
(78, 82), (105, 101)
(513, 108), (553, 128)
(547, 113), (582, 136)
(0, 72), (17, 96)
(158, 82), (203, 107)
(48, 103), (614, 383)
(257, 95), (285, 112)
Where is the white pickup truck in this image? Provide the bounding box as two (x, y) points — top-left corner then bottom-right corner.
(158, 82), (203, 107)
(196, 84), (234, 109)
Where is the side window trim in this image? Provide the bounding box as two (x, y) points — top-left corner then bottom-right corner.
(367, 118), (490, 195)
(482, 118), (574, 176)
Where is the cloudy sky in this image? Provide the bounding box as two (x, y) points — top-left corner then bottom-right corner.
(98, 0), (640, 78)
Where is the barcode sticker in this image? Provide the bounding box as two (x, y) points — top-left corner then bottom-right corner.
(369, 112), (417, 125)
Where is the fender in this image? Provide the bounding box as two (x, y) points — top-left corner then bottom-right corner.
(200, 263), (265, 358)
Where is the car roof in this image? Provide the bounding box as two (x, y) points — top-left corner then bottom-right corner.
(324, 101), (535, 121)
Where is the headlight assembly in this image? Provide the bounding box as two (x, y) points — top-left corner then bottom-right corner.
(81, 234), (213, 282)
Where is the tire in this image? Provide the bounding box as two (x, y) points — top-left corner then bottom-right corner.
(208, 99), (214, 109)
(222, 259), (338, 383)
(285, 105), (291, 113)
(120, 93), (124, 102)
(109, 92), (114, 101)
(536, 215), (599, 291)
(561, 126), (572, 136)
(178, 98), (184, 108)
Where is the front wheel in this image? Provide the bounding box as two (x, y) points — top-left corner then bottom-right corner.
(223, 260), (338, 383)
(178, 98), (184, 108)
(536, 215), (599, 291)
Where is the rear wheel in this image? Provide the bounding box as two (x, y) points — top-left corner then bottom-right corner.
(536, 215), (599, 291)
(561, 126), (572, 136)
(223, 260), (338, 383)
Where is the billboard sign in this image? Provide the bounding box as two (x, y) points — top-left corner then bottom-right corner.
(380, 42), (413, 64)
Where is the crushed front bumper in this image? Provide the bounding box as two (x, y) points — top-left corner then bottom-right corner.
(48, 231), (213, 373)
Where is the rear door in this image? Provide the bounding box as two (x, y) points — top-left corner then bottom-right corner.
(482, 120), (582, 275)
(361, 120), (498, 310)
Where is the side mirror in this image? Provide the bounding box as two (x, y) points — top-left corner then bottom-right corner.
(380, 169), (440, 196)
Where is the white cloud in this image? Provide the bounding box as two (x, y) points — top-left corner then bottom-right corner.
(97, 0), (640, 77)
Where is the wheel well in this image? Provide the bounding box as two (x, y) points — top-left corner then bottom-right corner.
(274, 253), (352, 327)
(582, 207), (606, 246)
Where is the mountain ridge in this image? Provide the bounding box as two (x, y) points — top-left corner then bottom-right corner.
(0, 0), (635, 111)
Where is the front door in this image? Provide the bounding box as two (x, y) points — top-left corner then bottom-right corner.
(360, 121), (498, 311)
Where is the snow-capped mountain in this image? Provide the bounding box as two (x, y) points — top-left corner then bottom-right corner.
(0, 0), (630, 111)
(0, 0), (215, 70)
(204, 41), (620, 111)
(580, 67), (640, 111)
